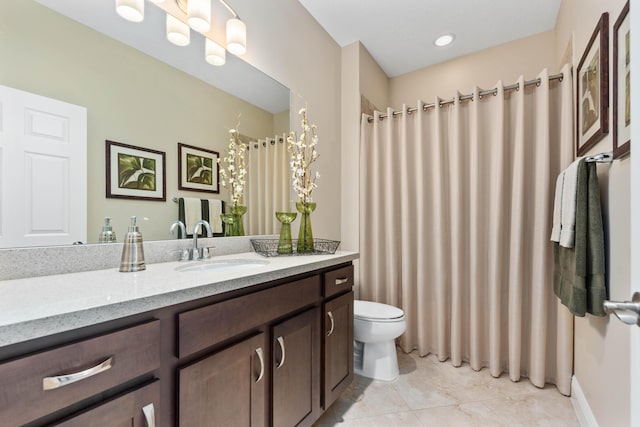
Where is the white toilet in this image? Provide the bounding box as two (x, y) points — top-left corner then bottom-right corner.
(353, 300), (406, 381)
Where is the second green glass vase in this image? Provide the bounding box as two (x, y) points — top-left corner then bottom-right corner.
(231, 204), (247, 236)
(296, 201), (316, 253)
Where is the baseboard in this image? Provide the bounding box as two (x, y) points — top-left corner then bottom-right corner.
(571, 375), (599, 427)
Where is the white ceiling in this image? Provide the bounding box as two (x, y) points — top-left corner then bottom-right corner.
(298, 0), (562, 78)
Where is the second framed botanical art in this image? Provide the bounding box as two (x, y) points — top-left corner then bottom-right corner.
(178, 143), (220, 193)
(613, 1), (630, 158)
(576, 12), (609, 156)
(106, 140), (166, 201)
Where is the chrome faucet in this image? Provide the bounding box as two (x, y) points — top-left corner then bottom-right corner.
(169, 220), (189, 261)
(192, 220), (213, 260)
(169, 220), (186, 238)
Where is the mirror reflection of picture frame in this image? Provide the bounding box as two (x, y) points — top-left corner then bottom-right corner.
(576, 12), (609, 157)
(613, 1), (630, 159)
(178, 143), (220, 194)
(106, 140), (167, 201)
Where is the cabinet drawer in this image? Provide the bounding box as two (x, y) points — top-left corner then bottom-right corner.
(323, 265), (354, 298)
(178, 275), (321, 358)
(52, 380), (160, 427)
(0, 320), (160, 426)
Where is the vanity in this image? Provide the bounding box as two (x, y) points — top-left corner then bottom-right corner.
(0, 249), (358, 426)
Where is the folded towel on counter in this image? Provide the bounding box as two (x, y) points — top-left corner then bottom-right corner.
(553, 159), (606, 317)
(180, 197), (202, 234)
(204, 199), (223, 234)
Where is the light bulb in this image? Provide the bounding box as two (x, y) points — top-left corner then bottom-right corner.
(434, 33), (455, 47)
(206, 39), (226, 66)
(187, 0), (211, 33)
(115, 0), (144, 22)
(166, 14), (190, 46)
(226, 18), (246, 55)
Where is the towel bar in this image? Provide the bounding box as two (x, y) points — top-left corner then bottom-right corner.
(585, 152), (613, 163)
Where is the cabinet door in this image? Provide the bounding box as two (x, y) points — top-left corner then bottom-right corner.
(323, 291), (354, 409)
(177, 333), (267, 427)
(272, 308), (320, 427)
(52, 380), (159, 427)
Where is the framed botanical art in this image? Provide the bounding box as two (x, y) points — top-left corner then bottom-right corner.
(613, 1), (630, 158)
(576, 12), (609, 156)
(106, 140), (166, 201)
(178, 143), (220, 193)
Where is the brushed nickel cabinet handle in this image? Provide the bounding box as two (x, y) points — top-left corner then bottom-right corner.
(255, 347), (265, 382)
(327, 311), (335, 337)
(142, 403), (156, 427)
(335, 277), (349, 285)
(276, 336), (286, 369)
(42, 356), (113, 391)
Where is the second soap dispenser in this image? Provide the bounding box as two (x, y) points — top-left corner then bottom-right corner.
(119, 216), (146, 272)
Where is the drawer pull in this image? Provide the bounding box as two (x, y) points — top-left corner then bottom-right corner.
(142, 403), (156, 427)
(327, 311), (335, 337)
(255, 347), (265, 383)
(335, 277), (349, 286)
(42, 356), (113, 391)
(276, 336), (286, 369)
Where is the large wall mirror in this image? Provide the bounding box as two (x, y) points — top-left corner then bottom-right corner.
(0, 0), (291, 248)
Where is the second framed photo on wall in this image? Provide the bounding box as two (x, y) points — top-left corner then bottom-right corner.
(613, 1), (630, 158)
(178, 143), (220, 194)
(576, 12), (609, 156)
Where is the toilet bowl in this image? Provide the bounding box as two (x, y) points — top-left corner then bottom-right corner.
(353, 300), (406, 381)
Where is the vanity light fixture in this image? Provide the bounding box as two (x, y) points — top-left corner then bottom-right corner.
(167, 14), (191, 46)
(116, 0), (247, 64)
(205, 38), (226, 66)
(434, 33), (455, 47)
(115, 0), (144, 22)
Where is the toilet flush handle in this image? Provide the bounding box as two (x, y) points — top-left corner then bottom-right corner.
(327, 311), (335, 336)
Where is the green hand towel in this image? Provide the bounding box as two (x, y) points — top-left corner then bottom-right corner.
(553, 160), (606, 317)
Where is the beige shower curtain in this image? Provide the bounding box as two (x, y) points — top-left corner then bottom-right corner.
(359, 65), (574, 395)
(245, 135), (290, 235)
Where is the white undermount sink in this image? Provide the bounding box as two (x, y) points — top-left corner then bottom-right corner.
(175, 259), (270, 273)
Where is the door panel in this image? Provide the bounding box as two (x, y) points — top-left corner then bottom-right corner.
(0, 85), (86, 248)
(323, 291), (354, 409)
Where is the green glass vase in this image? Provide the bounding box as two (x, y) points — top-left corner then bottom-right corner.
(231, 204), (247, 236)
(275, 211), (297, 254)
(295, 201), (316, 253)
(220, 213), (238, 237)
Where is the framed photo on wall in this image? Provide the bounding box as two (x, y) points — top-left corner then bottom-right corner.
(178, 143), (220, 193)
(613, 1), (630, 158)
(576, 12), (609, 156)
(106, 140), (166, 201)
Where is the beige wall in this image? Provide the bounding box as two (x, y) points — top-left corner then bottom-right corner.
(555, 1), (631, 426)
(390, 30), (557, 108)
(1, 1), (278, 242)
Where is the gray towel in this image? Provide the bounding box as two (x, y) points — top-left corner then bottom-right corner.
(552, 159), (606, 316)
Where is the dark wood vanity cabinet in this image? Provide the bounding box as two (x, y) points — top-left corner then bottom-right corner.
(177, 333), (267, 427)
(0, 261), (354, 427)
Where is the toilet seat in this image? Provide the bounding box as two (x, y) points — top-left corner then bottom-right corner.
(354, 300), (404, 322)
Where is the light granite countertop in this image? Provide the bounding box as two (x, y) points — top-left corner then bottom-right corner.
(0, 251), (358, 347)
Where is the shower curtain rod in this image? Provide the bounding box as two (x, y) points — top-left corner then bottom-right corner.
(366, 72), (564, 123)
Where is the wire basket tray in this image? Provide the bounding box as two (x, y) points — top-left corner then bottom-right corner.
(250, 238), (341, 257)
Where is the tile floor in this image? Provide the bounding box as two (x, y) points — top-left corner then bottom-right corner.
(314, 350), (580, 427)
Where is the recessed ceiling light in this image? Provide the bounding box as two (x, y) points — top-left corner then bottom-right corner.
(434, 33), (455, 47)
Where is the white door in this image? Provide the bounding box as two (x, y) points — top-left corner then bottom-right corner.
(630, 2), (639, 425)
(0, 86), (87, 248)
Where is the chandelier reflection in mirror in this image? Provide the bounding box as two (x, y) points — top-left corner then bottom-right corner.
(115, 0), (246, 66)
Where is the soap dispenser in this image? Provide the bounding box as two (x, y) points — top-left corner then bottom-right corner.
(98, 217), (117, 243)
(119, 216), (146, 272)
